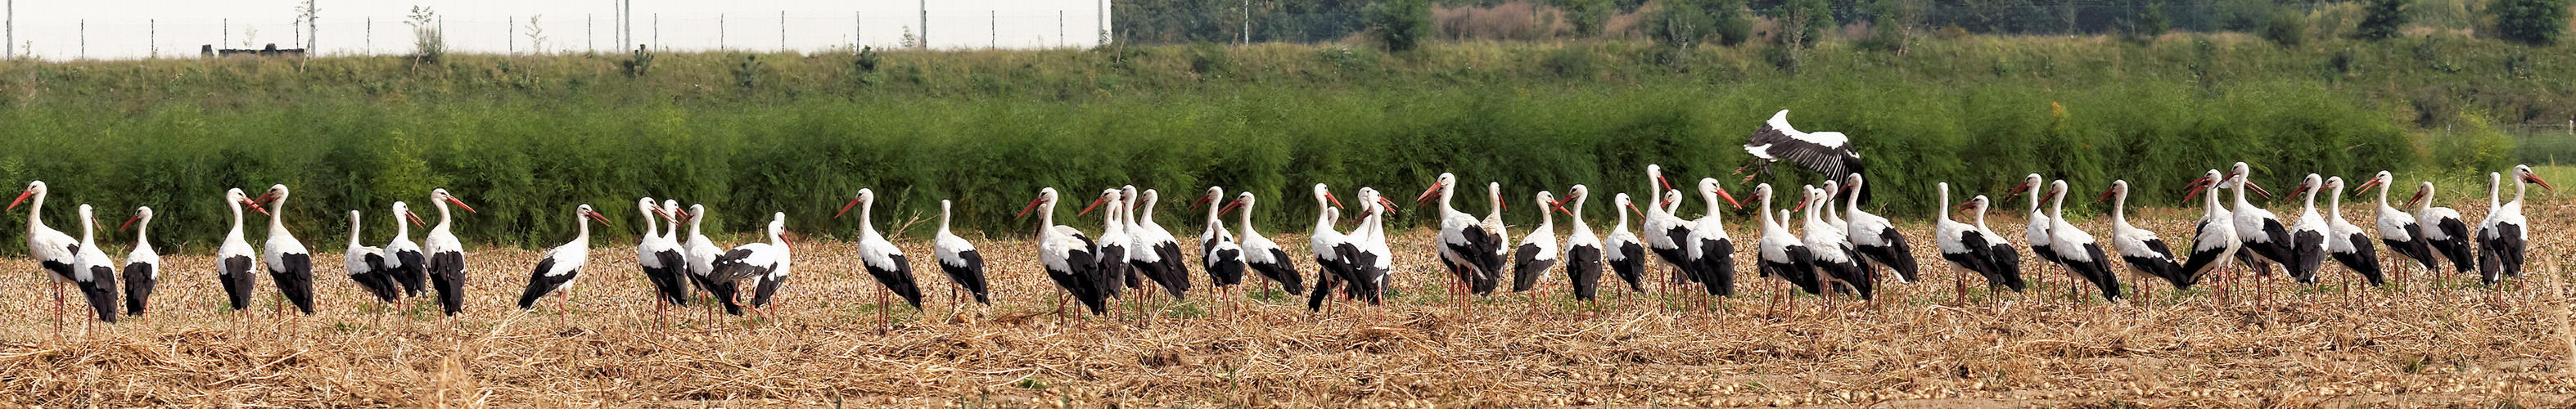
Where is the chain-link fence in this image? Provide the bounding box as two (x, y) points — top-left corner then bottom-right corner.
(0, 10), (1114, 61)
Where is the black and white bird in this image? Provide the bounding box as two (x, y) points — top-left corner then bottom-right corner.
(1604, 193), (1649, 294)
(2100, 180), (2186, 291)
(2476, 165), (2551, 284)
(1020, 187), (1107, 315)
(2357, 172), (2438, 277)
(257, 185), (317, 315)
(216, 187), (263, 312)
(1510, 191), (1562, 294)
(2285, 174), (2332, 284)
(1683, 178), (1742, 296)
(1480, 182), (1513, 291)
(748, 213), (795, 310)
(2226, 163), (2291, 278)
(682, 204), (740, 316)
(1124, 187), (1190, 299)
(2046, 180), (2120, 300)
(710, 213), (791, 317)
(840, 189), (924, 310)
(1802, 185), (1870, 299)
(2322, 177), (2386, 286)
(120, 207), (159, 317)
(345, 211), (401, 305)
(935, 200), (991, 305)
(423, 188), (476, 317)
(1752, 184), (1821, 296)
(1348, 187), (1396, 305)
(1196, 187), (1246, 291)
(517, 204), (611, 311)
(1225, 191), (1305, 295)
(1842, 174), (1917, 283)
(13, 181), (84, 328)
(1933, 183), (2013, 298)
(1306, 184), (1355, 311)
(1640, 164), (1694, 286)
(2408, 182), (2474, 275)
(1562, 185), (1606, 301)
(1419, 173), (1504, 296)
(2177, 170), (2243, 291)
(69, 204), (120, 326)
(383, 201), (428, 299)
(634, 198), (688, 322)
(1965, 194), (2027, 292)
(1739, 110), (1866, 202)
(2006, 174), (2064, 278)
(1081, 189), (1134, 300)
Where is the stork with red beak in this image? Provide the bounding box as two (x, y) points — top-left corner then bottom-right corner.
(422, 188), (477, 317)
(1022, 187), (1108, 316)
(257, 185), (317, 315)
(2476, 165), (2552, 284)
(120, 207), (159, 317)
(840, 188), (925, 316)
(517, 204), (614, 312)
(13, 181), (83, 331)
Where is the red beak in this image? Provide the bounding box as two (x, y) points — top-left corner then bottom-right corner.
(448, 196), (477, 213)
(246, 200), (270, 216)
(587, 210), (615, 227)
(1549, 200), (1569, 216)
(7, 191), (30, 211)
(2526, 173), (2555, 191)
(1078, 196), (1108, 216)
(1016, 197), (1045, 219)
(406, 209), (431, 227)
(1717, 188), (1742, 209)
(1626, 202), (1644, 217)
(1656, 174), (1673, 191)
(835, 199), (861, 218)
(1954, 200), (1976, 212)
(2094, 187), (2116, 203)
(1325, 192), (1345, 209)
(2005, 181), (2032, 198)
(2182, 177), (2208, 202)
(1193, 193), (1214, 210)
(1414, 182), (1442, 207)
(2245, 181), (2273, 200)
(1217, 198), (1245, 216)
(1378, 197), (1399, 214)
(2353, 178), (2380, 195)
(2405, 187), (2428, 208)
(120, 213), (141, 231)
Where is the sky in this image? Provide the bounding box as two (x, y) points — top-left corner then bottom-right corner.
(2, 0), (1110, 60)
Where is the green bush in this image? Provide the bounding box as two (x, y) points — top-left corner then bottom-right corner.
(2489, 0), (2571, 45)
(2263, 8), (2311, 47)
(1563, 0), (1615, 36)
(1645, 0), (1717, 46)
(2356, 0), (2411, 40)
(1366, 0), (1437, 52)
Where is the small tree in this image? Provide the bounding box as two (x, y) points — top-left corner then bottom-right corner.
(2144, 2), (2172, 36)
(1709, 0), (1755, 46)
(406, 6), (444, 64)
(2491, 0), (2570, 45)
(1777, 0), (1833, 47)
(1647, 0), (1717, 46)
(2261, 8), (2308, 47)
(522, 15), (548, 54)
(1365, 0), (1435, 52)
(2356, 0), (2410, 39)
(1564, 0), (1614, 36)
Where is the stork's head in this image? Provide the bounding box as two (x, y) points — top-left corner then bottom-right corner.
(123, 206), (152, 231)
(431, 188), (476, 213)
(2006, 173), (2044, 198)
(1018, 187), (1059, 219)
(1196, 186), (1225, 210)
(393, 201), (426, 227)
(2516, 164), (2554, 191)
(2096, 180), (2129, 203)
(1312, 183), (1343, 209)
(7, 180), (45, 211)
(1699, 178), (1741, 209)
(1417, 173), (1457, 208)
(837, 188), (877, 218)
(2406, 182), (2434, 208)
(2354, 171), (2396, 195)
(577, 204), (613, 227)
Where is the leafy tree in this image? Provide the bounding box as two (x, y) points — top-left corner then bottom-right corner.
(1777, 0), (1834, 46)
(2355, 0), (2410, 40)
(1709, 0), (1754, 46)
(1564, 0), (1615, 36)
(2490, 0), (2570, 45)
(1646, 0), (1717, 45)
(1366, 0), (1437, 52)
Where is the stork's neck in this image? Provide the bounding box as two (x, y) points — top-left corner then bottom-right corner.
(2327, 187), (2346, 220)
(77, 209), (93, 246)
(23, 188), (45, 233)
(1702, 190), (1725, 223)
(2231, 178), (2253, 209)
(638, 204), (661, 241)
(2205, 185), (2226, 218)
(2418, 186), (2437, 213)
(2513, 175), (2529, 205)
(133, 214), (151, 249)
(1138, 195), (1158, 224)
(575, 213), (593, 243)
(1536, 198), (1555, 231)
(267, 194), (290, 236)
(939, 202), (955, 237)
(2375, 181), (2393, 209)
(2049, 190), (2066, 222)
(1935, 187), (1953, 224)
(859, 200), (878, 238)
(1487, 187), (1505, 218)
(1312, 200), (1335, 233)
(1568, 195), (1590, 231)
(1038, 200), (1058, 236)
(2303, 182), (2320, 213)
(1757, 195), (1776, 230)
(1439, 183), (1461, 218)
(2111, 189), (2129, 228)
(1972, 204), (1992, 231)
(394, 209), (413, 241)
(433, 198), (453, 232)
(2488, 174), (2503, 210)
(1613, 199), (1631, 231)
(688, 210), (706, 239)
(1237, 200), (1261, 237)
(2028, 185), (2044, 212)
(1103, 202), (1123, 236)
(348, 213), (365, 248)
(228, 196), (246, 240)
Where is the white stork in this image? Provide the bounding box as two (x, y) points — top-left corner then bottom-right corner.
(1225, 191), (1305, 295)
(2407, 182), (2474, 275)
(2100, 180), (2186, 291)
(634, 197), (688, 322)
(2177, 170), (2242, 293)
(2006, 174), (2064, 280)
(1482, 182), (1513, 290)
(1933, 183), (2011, 301)
(345, 210), (401, 305)
(935, 200), (991, 305)
(383, 201), (428, 299)
(1821, 181), (1850, 234)
(1964, 194), (2027, 292)
(423, 188), (476, 317)
(1843, 174), (1917, 283)
(709, 213), (789, 318)
(1683, 178), (1742, 296)
(1124, 187), (1189, 299)
(2045, 180), (2119, 300)
(1080, 189), (1134, 300)
(1020, 187), (1108, 315)
(2322, 177), (2386, 286)
(1752, 184), (1820, 296)
(748, 213), (795, 310)
(1640, 164), (1694, 286)
(681, 204), (739, 316)
(1802, 185), (1870, 299)
(1604, 193), (1649, 294)
(1562, 185), (1605, 301)
(2226, 163), (2292, 278)
(69, 204), (119, 326)
(517, 204), (611, 311)
(1349, 187), (1395, 305)
(120, 207), (159, 317)
(12, 181), (82, 328)
(2285, 174), (2332, 284)
(1509, 191), (1562, 294)
(1306, 184), (1355, 312)
(1196, 187), (1246, 291)
(2357, 172), (2438, 277)
(2476, 165), (2552, 284)
(840, 189), (925, 311)
(216, 188), (262, 312)
(1739, 110), (1865, 203)
(257, 185), (316, 315)
(1418, 173), (1503, 296)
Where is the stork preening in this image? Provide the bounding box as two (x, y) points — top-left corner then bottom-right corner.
(383, 201), (428, 299)
(2179, 170), (2244, 294)
(1802, 186), (1870, 299)
(682, 204), (740, 316)
(1225, 191), (1305, 295)
(1419, 173), (1505, 296)
(634, 198), (689, 324)
(2046, 180), (2120, 301)
(2321, 177), (2385, 286)
(1843, 174), (1917, 283)
(1510, 191), (1563, 294)
(2357, 172), (2438, 280)
(1022, 187), (1108, 316)
(2285, 174), (2332, 284)
(15, 181), (83, 330)
(1604, 193), (1649, 294)
(2408, 182), (2475, 275)
(1640, 165), (1694, 286)
(936, 200), (991, 305)
(69, 204), (120, 326)
(258, 185), (317, 315)
(1683, 178), (1742, 296)
(840, 189), (925, 313)
(1196, 187), (1246, 291)
(345, 211), (401, 306)
(1562, 185), (1605, 301)
(120, 207), (159, 316)
(2226, 163), (2291, 278)
(517, 204), (611, 311)
(1934, 183), (2013, 302)
(1753, 184), (1821, 296)
(1739, 110), (1867, 203)
(709, 213), (790, 318)
(2100, 180), (2186, 292)
(423, 188), (476, 317)
(2476, 165), (2551, 284)
(216, 188), (263, 312)
(747, 213), (794, 310)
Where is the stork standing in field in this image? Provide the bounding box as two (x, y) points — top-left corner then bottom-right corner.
(1562, 185), (1605, 302)
(345, 211), (401, 307)
(69, 204), (120, 327)
(840, 189), (925, 315)
(2285, 174), (2332, 284)
(1419, 173), (1503, 297)
(2007, 174), (2063, 288)
(2179, 170), (2243, 300)
(1306, 184), (1354, 312)
(2408, 182), (2474, 275)
(747, 213), (795, 311)
(1081, 189), (1133, 302)
(1481, 182), (1512, 292)
(2322, 177), (2386, 286)
(2045, 180), (2120, 301)
(258, 185), (317, 315)
(1226, 191), (1304, 296)
(1843, 174), (1917, 284)
(2099, 180), (2186, 294)
(1349, 187), (1396, 305)
(384, 201), (428, 299)
(1021, 188), (1107, 316)
(1802, 186), (1870, 300)
(682, 204), (740, 317)
(423, 188), (476, 317)
(2226, 163), (2290, 279)
(1125, 187), (1189, 299)
(1934, 183), (2009, 303)
(517, 204), (611, 312)
(2477, 165), (2551, 284)
(1739, 110), (1868, 203)
(120, 207), (159, 317)
(2357, 172), (2437, 282)
(1683, 178), (1743, 297)
(634, 198), (688, 325)
(1196, 187), (1246, 293)
(1604, 193), (1649, 294)
(1510, 191), (1563, 294)
(14, 181), (83, 330)
(1640, 165), (1694, 287)
(709, 213), (789, 318)
(1965, 195), (2027, 293)
(216, 188), (263, 313)
(935, 200), (990, 305)
(1753, 184), (1820, 299)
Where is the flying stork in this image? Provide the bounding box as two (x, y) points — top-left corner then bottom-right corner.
(120, 207), (159, 316)
(2322, 177), (2386, 286)
(517, 204), (612, 311)
(1738, 110), (1866, 202)
(936, 200), (991, 305)
(1225, 191), (1305, 295)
